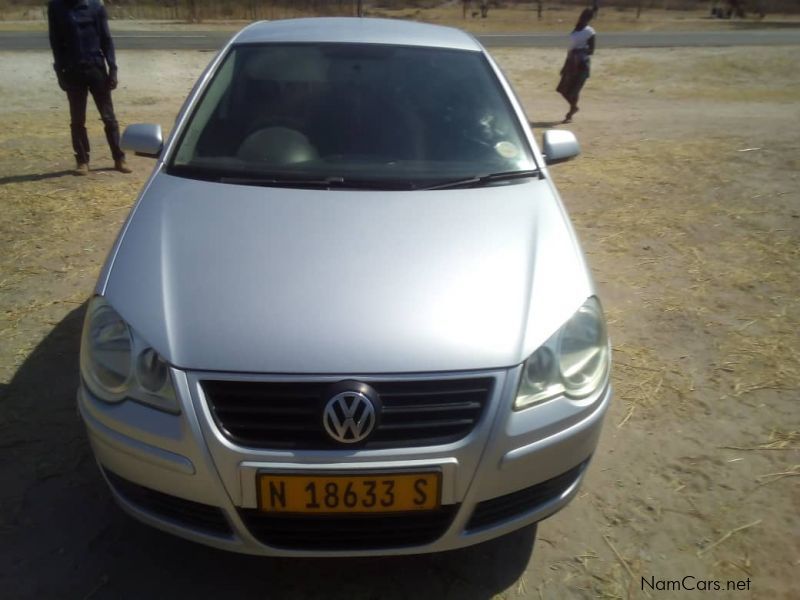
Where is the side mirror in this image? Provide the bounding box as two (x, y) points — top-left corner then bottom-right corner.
(121, 123), (163, 158)
(542, 129), (580, 165)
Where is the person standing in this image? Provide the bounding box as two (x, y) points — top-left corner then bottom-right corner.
(556, 8), (596, 123)
(48, 0), (131, 175)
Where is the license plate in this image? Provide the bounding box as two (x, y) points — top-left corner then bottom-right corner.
(257, 472), (441, 514)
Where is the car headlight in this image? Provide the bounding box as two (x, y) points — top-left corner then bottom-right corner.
(80, 296), (179, 413)
(514, 296), (609, 410)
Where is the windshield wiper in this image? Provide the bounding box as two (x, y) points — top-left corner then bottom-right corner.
(423, 169), (542, 191)
(220, 175), (346, 188)
(219, 175), (417, 191)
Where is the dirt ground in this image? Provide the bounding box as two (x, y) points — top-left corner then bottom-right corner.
(0, 34), (799, 600)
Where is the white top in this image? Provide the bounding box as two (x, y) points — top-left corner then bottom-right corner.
(569, 26), (596, 50)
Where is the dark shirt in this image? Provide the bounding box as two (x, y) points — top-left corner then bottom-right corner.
(48, 0), (116, 73)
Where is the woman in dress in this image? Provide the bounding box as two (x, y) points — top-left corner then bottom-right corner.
(557, 8), (596, 123)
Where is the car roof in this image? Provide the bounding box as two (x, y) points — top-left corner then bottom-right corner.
(231, 17), (483, 52)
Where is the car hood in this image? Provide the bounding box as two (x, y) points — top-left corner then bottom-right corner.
(102, 172), (592, 373)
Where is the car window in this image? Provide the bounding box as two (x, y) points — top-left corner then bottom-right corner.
(168, 43), (536, 188)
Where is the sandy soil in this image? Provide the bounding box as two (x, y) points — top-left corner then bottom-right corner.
(0, 40), (798, 600)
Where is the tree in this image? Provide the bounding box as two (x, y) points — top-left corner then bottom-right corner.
(727, 0), (746, 18)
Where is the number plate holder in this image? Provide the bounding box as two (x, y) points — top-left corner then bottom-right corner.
(256, 471), (442, 514)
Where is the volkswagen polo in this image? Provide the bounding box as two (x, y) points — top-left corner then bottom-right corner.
(79, 17), (611, 556)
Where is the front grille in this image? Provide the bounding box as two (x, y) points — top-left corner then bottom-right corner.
(465, 460), (588, 531)
(104, 469), (233, 537)
(202, 377), (494, 450)
(239, 506), (458, 550)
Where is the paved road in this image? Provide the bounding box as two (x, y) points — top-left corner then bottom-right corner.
(1, 28), (799, 51)
(479, 29), (800, 47)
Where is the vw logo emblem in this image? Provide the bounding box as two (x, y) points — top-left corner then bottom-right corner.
(322, 391), (377, 444)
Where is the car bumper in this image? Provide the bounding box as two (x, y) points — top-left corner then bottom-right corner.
(78, 366), (610, 556)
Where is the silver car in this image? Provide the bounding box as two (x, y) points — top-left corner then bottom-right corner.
(79, 17), (611, 556)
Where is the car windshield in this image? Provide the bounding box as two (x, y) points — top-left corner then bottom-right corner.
(168, 43), (537, 189)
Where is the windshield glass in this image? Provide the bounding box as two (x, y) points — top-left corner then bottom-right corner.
(168, 43), (536, 188)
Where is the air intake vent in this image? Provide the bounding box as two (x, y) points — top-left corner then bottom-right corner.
(239, 506), (458, 550)
(104, 469), (232, 537)
(466, 461), (588, 531)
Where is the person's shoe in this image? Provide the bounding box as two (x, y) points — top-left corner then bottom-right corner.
(74, 162), (89, 176)
(114, 159), (132, 174)
(563, 106), (579, 123)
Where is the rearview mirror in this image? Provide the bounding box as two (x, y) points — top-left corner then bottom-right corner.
(121, 123), (163, 158)
(542, 130), (580, 165)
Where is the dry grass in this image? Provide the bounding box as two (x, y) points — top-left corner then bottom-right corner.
(0, 111), (147, 379)
(594, 49), (800, 103)
(560, 133), (800, 429)
(1, 45), (798, 598)
(539, 98), (798, 596)
(722, 429), (800, 451)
